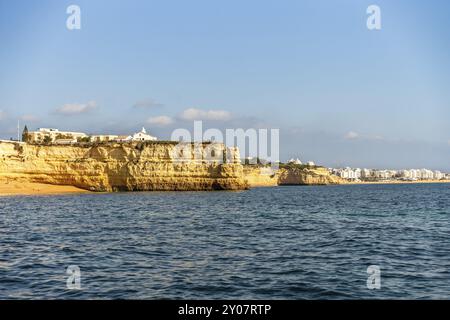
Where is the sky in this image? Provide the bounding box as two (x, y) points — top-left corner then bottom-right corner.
(0, 0), (449, 170)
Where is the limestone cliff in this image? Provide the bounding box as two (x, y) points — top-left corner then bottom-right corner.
(277, 166), (345, 185)
(242, 166), (278, 187)
(243, 165), (345, 187)
(0, 141), (248, 192)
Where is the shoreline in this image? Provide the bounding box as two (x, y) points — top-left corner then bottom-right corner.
(345, 179), (450, 185)
(1, 179), (449, 196)
(0, 181), (91, 196)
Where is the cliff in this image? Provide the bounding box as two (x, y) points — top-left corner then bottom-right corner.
(277, 165), (345, 185)
(243, 165), (346, 187)
(242, 166), (278, 187)
(0, 141), (248, 192)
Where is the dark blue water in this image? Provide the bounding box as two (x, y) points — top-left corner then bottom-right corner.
(1, 184), (450, 299)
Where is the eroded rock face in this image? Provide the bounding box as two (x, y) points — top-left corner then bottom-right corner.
(243, 165), (345, 187)
(277, 166), (345, 185)
(0, 142), (248, 192)
(242, 166), (278, 187)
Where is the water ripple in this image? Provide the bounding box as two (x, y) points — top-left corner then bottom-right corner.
(1, 184), (450, 299)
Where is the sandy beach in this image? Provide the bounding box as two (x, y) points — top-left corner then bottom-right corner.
(0, 180), (90, 196)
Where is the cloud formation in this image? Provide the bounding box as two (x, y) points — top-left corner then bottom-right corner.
(344, 131), (359, 140)
(54, 101), (97, 115)
(133, 99), (164, 109)
(147, 115), (174, 126)
(344, 131), (384, 141)
(179, 108), (232, 121)
(20, 114), (39, 122)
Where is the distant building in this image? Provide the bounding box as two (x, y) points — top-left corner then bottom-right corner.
(361, 169), (372, 179)
(398, 169), (442, 180)
(129, 127), (157, 142)
(113, 127), (157, 142)
(25, 127), (158, 144)
(90, 135), (119, 143)
(335, 167), (360, 180)
(28, 128), (88, 144)
(115, 135), (131, 142)
(288, 158), (302, 165)
(420, 169), (434, 180)
(434, 171), (444, 180)
(374, 170), (394, 180)
(333, 167), (448, 182)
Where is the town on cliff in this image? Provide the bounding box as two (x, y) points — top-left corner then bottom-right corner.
(16, 126), (450, 183)
(0, 125), (449, 196)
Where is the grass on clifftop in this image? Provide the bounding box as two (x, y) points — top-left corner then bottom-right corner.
(279, 163), (323, 170)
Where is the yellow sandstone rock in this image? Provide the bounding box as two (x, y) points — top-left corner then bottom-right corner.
(276, 166), (345, 185)
(243, 165), (346, 187)
(0, 141), (346, 194)
(0, 141), (248, 192)
(242, 166), (279, 187)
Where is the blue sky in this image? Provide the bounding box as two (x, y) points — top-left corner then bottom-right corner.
(0, 0), (449, 170)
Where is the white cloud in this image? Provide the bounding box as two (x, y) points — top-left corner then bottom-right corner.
(344, 131), (359, 140)
(180, 108), (232, 121)
(20, 114), (39, 122)
(0, 110), (5, 120)
(133, 99), (164, 109)
(147, 115), (174, 126)
(344, 131), (386, 141)
(372, 135), (384, 140)
(55, 101), (97, 115)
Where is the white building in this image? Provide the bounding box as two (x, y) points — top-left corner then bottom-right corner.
(115, 135), (130, 142)
(419, 169), (434, 180)
(361, 169), (373, 179)
(334, 167), (448, 181)
(115, 127), (157, 142)
(389, 169), (446, 180)
(28, 128), (88, 144)
(90, 135), (119, 142)
(434, 171), (444, 180)
(374, 170), (395, 180)
(288, 158), (302, 165)
(129, 127), (157, 141)
(336, 167), (361, 180)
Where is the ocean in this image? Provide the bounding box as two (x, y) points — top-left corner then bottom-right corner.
(1, 184), (449, 299)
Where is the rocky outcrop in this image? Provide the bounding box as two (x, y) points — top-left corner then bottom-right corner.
(277, 166), (345, 185)
(0, 141), (248, 192)
(242, 166), (278, 187)
(243, 165), (346, 187)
